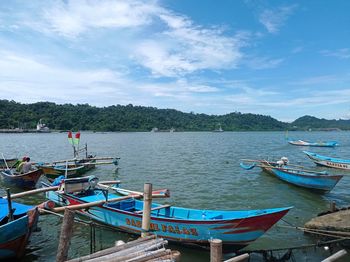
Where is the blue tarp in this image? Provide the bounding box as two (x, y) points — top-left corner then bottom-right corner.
(0, 198), (33, 221)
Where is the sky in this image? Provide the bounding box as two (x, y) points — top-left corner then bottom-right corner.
(0, 0), (350, 122)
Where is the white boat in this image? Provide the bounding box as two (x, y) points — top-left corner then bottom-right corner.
(36, 119), (50, 133)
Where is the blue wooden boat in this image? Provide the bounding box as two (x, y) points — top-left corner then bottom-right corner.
(1, 168), (43, 189)
(44, 178), (292, 250)
(287, 139), (338, 147)
(0, 198), (39, 259)
(261, 163), (343, 192)
(303, 151), (350, 170)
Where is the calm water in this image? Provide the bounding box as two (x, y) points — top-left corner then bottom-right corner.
(1, 131), (349, 261)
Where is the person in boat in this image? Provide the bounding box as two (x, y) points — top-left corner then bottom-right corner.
(276, 157), (289, 167)
(15, 156), (28, 172)
(21, 157), (33, 173)
(16, 156), (32, 174)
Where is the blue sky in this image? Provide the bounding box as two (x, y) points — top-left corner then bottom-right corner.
(0, 0), (349, 122)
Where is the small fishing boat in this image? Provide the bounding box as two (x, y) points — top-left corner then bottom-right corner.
(37, 155), (119, 182)
(0, 168), (43, 189)
(303, 151), (350, 170)
(240, 158), (343, 192)
(0, 158), (18, 169)
(287, 139), (338, 147)
(0, 198), (39, 259)
(44, 177), (292, 250)
(37, 162), (94, 182)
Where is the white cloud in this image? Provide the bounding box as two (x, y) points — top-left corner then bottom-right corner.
(244, 56), (284, 69)
(259, 5), (297, 33)
(42, 0), (158, 38)
(0, 50), (132, 105)
(320, 48), (350, 59)
(35, 1), (247, 77)
(133, 12), (246, 77)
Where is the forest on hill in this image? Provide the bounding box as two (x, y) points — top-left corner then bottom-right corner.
(0, 100), (349, 131)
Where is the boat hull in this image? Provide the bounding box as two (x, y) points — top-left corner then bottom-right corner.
(304, 151), (350, 170)
(0, 169), (43, 189)
(262, 167), (342, 192)
(46, 190), (290, 250)
(0, 208), (39, 259)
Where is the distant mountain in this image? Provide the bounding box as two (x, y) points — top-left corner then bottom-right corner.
(0, 100), (349, 131)
(291, 115), (350, 130)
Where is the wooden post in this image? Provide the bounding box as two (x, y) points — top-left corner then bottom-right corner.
(330, 201), (336, 212)
(322, 249), (347, 262)
(210, 239), (222, 262)
(56, 209), (75, 262)
(6, 188), (14, 221)
(141, 183), (152, 238)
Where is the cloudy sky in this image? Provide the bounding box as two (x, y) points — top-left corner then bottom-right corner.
(0, 0), (349, 122)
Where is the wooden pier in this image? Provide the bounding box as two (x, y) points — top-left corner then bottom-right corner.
(304, 208), (350, 235)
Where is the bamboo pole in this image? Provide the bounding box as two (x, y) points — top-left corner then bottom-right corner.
(125, 248), (171, 262)
(240, 159), (306, 168)
(322, 249), (347, 262)
(210, 239), (222, 262)
(141, 183), (152, 238)
(98, 184), (170, 198)
(83, 239), (167, 262)
(56, 209), (75, 262)
(135, 204), (171, 214)
(146, 250), (181, 262)
(3, 186), (59, 199)
(50, 195), (141, 213)
(52, 157), (119, 164)
(66, 236), (157, 262)
(98, 180), (121, 185)
(224, 253), (249, 262)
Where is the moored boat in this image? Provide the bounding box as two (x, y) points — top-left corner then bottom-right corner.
(0, 168), (43, 189)
(287, 139), (338, 147)
(240, 158), (343, 192)
(0, 198), (39, 259)
(37, 162), (94, 182)
(0, 158), (18, 169)
(44, 177), (292, 250)
(303, 151), (350, 170)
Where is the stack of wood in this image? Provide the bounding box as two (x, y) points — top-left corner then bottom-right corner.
(66, 235), (180, 262)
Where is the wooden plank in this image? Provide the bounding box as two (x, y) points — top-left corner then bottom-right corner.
(135, 204), (171, 214)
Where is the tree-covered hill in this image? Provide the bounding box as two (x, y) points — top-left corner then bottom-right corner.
(290, 115), (350, 131)
(0, 100), (288, 131)
(1, 100), (349, 131)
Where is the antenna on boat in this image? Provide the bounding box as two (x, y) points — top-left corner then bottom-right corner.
(1, 153), (9, 170)
(65, 161), (68, 179)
